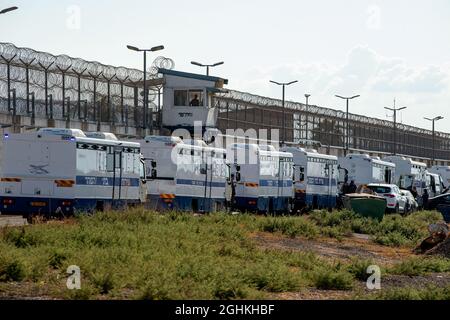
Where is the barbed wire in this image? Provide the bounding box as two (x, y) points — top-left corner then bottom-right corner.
(0, 42), (174, 124)
(216, 89), (450, 139)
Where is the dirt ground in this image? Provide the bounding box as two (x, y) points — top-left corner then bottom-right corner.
(252, 232), (413, 265)
(253, 232), (450, 300)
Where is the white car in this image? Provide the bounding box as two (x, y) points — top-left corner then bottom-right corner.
(400, 190), (419, 214)
(366, 184), (407, 214)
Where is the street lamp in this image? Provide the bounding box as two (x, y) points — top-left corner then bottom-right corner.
(385, 100), (406, 155)
(0, 6), (18, 15)
(424, 116), (444, 165)
(304, 94), (311, 144)
(127, 44), (164, 134)
(191, 61), (224, 76)
(270, 80), (299, 145)
(335, 94), (360, 156)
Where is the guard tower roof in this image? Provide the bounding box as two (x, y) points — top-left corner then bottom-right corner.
(158, 68), (228, 86)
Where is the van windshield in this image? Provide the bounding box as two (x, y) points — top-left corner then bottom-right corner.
(367, 186), (391, 194)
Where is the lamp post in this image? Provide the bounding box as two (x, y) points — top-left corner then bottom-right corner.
(335, 94), (360, 156)
(270, 80), (299, 145)
(304, 94), (311, 144)
(385, 100), (406, 155)
(127, 44), (164, 135)
(191, 61), (224, 76)
(424, 116), (444, 165)
(0, 6), (18, 15)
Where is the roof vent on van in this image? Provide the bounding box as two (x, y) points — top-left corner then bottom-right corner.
(144, 136), (183, 144)
(348, 153), (370, 160)
(37, 128), (86, 138)
(85, 132), (118, 141)
(259, 145), (276, 152)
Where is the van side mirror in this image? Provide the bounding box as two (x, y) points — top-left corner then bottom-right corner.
(151, 169), (157, 179)
(200, 164), (207, 175)
(236, 165), (241, 172)
(236, 172), (241, 182)
(151, 161), (157, 168)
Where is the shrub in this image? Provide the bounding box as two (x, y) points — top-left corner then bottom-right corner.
(378, 286), (450, 300)
(243, 262), (304, 293)
(389, 257), (450, 276)
(0, 258), (26, 282)
(259, 217), (319, 239)
(2, 227), (39, 248)
(48, 251), (67, 269)
(312, 268), (354, 291)
(92, 272), (115, 295)
(347, 259), (376, 281)
(213, 278), (248, 300)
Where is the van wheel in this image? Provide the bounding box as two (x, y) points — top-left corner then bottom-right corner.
(394, 204), (400, 214)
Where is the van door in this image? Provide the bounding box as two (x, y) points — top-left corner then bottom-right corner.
(22, 142), (51, 196)
(384, 168), (392, 184)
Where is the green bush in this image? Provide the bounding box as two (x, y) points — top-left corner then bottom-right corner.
(312, 269), (354, 291)
(213, 278), (248, 300)
(48, 251), (67, 269)
(259, 217), (319, 239)
(2, 227), (39, 248)
(389, 257), (450, 276)
(378, 286), (450, 300)
(347, 258), (376, 281)
(0, 257), (26, 282)
(308, 210), (444, 247)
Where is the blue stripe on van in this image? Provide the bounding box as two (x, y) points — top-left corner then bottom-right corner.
(76, 176), (140, 187)
(307, 177), (337, 186)
(176, 179), (226, 188)
(259, 180), (293, 187)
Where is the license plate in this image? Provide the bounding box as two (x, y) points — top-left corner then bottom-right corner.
(30, 202), (47, 207)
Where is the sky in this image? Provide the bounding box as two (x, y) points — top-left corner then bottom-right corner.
(1, 0), (450, 132)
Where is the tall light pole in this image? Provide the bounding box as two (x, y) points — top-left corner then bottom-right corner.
(0, 6), (18, 15)
(424, 116), (444, 165)
(335, 94), (360, 156)
(385, 100), (406, 155)
(304, 94), (311, 144)
(191, 61), (224, 76)
(127, 44), (164, 134)
(270, 80), (299, 145)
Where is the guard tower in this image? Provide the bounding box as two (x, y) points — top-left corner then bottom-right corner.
(159, 68), (228, 135)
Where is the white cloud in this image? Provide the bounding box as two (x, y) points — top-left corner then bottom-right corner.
(231, 45), (450, 131)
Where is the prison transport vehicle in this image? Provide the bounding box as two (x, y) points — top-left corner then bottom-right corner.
(227, 143), (294, 213)
(429, 166), (450, 188)
(425, 172), (444, 198)
(338, 154), (396, 190)
(0, 128), (145, 217)
(282, 147), (338, 211)
(382, 156), (427, 192)
(140, 136), (228, 212)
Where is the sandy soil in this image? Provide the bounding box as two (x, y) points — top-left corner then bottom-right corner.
(252, 232), (413, 265)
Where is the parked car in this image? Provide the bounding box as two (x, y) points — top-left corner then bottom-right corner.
(366, 184), (407, 214)
(400, 190), (418, 214)
(426, 193), (450, 223)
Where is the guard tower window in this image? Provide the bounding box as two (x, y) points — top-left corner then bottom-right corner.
(174, 90), (188, 106)
(174, 89), (204, 107)
(189, 90), (203, 107)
